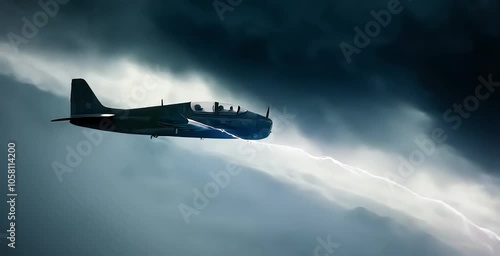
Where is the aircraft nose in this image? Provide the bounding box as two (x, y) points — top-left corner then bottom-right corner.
(256, 118), (273, 139)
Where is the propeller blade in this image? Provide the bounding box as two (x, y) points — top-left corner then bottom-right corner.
(266, 106), (270, 118)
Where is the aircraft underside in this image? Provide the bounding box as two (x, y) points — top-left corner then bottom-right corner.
(70, 118), (253, 139)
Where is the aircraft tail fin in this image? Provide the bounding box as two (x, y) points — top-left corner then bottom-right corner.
(71, 79), (109, 116)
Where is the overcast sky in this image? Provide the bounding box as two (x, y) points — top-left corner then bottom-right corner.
(1, 0), (499, 255)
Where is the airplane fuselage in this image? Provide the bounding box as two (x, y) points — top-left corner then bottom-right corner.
(53, 79), (273, 140)
(70, 102), (273, 140)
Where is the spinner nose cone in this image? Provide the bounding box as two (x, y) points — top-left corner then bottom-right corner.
(255, 118), (273, 139)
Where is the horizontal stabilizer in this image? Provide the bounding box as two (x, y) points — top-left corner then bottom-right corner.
(51, 114), (115, 122)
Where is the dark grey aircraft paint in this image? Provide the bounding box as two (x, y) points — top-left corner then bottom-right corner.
(52, 79), (273, 140)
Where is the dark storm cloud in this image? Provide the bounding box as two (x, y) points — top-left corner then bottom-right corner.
(1, 0), (498, 172)
(0, 76), (463, 255)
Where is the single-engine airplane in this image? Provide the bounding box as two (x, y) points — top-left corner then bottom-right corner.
(52, 79), (273, 140)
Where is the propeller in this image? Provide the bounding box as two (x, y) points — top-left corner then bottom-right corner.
(266, 106), (270, 118)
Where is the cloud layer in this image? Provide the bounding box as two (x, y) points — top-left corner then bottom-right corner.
(1, 0), (499, 255)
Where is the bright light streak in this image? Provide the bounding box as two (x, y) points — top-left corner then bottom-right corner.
(257, 140), (500, 243)
(187, 118), (500, 244)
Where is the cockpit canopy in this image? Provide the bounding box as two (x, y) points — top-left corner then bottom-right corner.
(190, 102), (247, 115)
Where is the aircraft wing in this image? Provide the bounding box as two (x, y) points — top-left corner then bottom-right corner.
(157, 117), (211, 131)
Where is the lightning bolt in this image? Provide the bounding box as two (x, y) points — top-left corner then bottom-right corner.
(186, 118), (500, 243)
(256, 141), (500, 242)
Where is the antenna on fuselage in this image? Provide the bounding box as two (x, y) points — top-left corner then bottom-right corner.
(161, 99), (163, 106)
